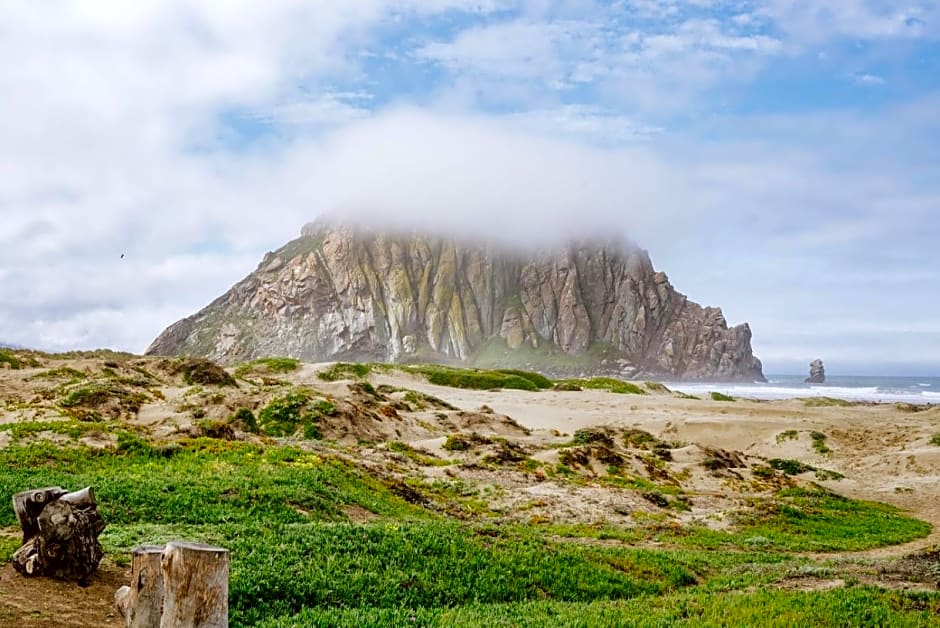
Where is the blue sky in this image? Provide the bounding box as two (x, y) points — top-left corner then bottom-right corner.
(0, 1), (938, 375)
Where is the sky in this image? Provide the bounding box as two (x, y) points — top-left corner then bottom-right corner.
(0, 1), (938, 376)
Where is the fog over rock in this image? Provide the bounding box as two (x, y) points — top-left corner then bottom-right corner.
(147, 219), (765, 382)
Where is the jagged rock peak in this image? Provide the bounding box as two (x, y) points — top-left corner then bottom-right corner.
(805, 359), (826, 384)
(147, 218), (765, 382)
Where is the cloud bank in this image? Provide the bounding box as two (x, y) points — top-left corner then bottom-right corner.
(0, 1), (937, 374)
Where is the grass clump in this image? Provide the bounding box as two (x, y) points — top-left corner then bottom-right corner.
(572, 428), (614, 447)
(0, 419), (111, 441)
(59, 383), (150, 419)
(810, 431), (831, 454)
(776, 430), (798, 444)
(234, 357), (300, 377)
(895, 402), (930, 413)
(0, 349), (22, 369)
(930, 433), (940, 446)
(443, 433), (491, 451)
(406, 365), (540, 391)
(802, 397), (855, 408)
(557, 378), (646, 395)
(814, 468), (845, 481)
(31, 366), (86, 381)
(400, 390), (458, 411)
(258, 389), (335, 438)
(644, 381), (671, 393)
(230, 407), (258, 433)
(318, 362), (374, 381)
(767, 458), (814, 475)
(622, 429), (661, 449)
(167, 358), (236, 387)
(709, 392), (735, 402)
(493, 369), (553, 389)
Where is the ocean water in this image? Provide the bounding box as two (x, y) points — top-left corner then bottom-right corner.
(666, 375), (940, 404)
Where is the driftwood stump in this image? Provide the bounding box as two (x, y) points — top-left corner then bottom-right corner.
(115, 546), (166, 628)
(115, 541), (229, 628)
(11, 486), (106, 582)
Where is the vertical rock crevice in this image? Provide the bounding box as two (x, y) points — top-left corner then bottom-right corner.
(147, 219), (765, 382)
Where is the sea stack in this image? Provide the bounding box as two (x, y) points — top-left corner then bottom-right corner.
(805, 359), (826, 384)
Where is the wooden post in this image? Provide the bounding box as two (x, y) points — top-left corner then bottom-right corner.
(115, 542), (229, 627)
(115, 545), (166, 628)
(160, 542), (229, 628)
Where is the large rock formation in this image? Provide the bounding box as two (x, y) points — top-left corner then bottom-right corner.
(147, 220), (765, 381)
(805, 359), (826, 384)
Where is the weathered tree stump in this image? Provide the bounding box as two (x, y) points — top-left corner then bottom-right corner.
(11, 486), (105, 582)
(161, 541), (229, 627)
(115, 541), (229, 628)
(115, 545), (166, 628)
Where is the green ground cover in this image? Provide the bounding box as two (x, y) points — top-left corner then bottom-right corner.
(0, 437), (933, 626)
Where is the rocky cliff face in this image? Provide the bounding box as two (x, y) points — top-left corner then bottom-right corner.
(147, 220), (765, 381)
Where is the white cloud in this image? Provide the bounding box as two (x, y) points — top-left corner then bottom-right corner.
(853, 72), (887, 85)
(761, 0), (937, 42)
(0, 1), (937, 374)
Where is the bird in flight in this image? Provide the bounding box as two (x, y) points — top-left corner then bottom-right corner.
(120, 254), (125, 259)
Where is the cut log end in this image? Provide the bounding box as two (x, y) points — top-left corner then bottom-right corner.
(116, 542), (230, 628)
(11, 486), (105, 582)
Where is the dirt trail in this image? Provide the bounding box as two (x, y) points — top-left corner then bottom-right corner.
(0, 562), (127, 627)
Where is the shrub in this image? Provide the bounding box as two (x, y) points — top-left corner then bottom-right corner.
(557, 378), (646, 395)
(622, 428), (661, 449)
(230, 407), (258, 433)
(407, 365), (539, 391)
(317, 362), (373, 381)
(752, 465), (776, 480)
(710, 392), (735, 402)
(198, 420), (236, 440)
(768, 458), (814, 476)
(116, 432), (156, 457)
(169, 358), (236, 387)
(493, 369), (553, 389)
(0, 350), (22, 369)
(929, 434), (940, 446)
(258, 391), (334, 438)
(235, 357), (300, 377)
(803, 397), (854, 408)
(572, 428), (613, 446)
(810, 431), (831, 454)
